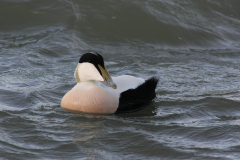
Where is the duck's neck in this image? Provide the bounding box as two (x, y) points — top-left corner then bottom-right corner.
(74, 63), (81, 83)
(76, 80), (99, 85)
(75, 80), (100, 90)
(74, 63), (104, 84)
(76, 80), (100, 88)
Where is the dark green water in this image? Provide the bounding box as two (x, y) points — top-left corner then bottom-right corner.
(1, 0), (240, 159)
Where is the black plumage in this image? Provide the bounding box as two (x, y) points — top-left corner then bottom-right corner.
(115, 77), (159, 114)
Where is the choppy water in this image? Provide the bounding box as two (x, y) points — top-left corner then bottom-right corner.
(1, 0), (240, 159)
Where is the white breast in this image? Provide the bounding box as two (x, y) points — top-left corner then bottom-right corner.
(61, 82), (119, 114)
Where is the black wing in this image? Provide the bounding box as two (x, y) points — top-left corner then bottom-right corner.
(115, 77), (159, 114)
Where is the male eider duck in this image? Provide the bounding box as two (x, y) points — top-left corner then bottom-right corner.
(61, 52), (158, 114)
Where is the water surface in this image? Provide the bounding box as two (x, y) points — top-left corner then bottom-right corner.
(1, 0), (240, 159)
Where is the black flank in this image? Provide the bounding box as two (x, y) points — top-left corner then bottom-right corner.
(115, 77), (159, 114)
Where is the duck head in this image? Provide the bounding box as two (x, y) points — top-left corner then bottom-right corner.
(74, 52), (117, 89)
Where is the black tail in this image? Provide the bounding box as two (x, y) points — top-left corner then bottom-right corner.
(115, 77), (159, 114)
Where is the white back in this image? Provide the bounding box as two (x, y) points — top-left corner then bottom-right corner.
(100, 75), (145, 94)
(112, 75), (145, 93)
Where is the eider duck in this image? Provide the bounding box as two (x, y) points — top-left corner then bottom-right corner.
(61, 52), (158, 114)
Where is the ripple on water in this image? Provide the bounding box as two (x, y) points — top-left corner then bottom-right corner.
(1, 0), (240, 159)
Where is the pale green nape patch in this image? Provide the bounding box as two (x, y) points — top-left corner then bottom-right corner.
(74, 63), (81, 83)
